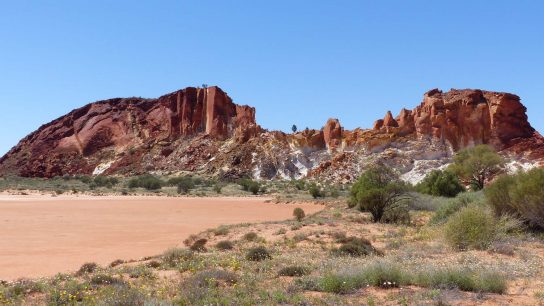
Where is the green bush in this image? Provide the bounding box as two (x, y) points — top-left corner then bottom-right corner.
(128, 175), (163, 190)
(176, 177), (195, 194)
(246, 246), (272, 261)
(293, 207), (305, 221)
(448, 145), (504, 190)
(443, 205), (497, 250)
(309, 185), (323, 198)
(278, 266), (310, 277)
(380, 205), (410, 225)
(213, 225), (230, 236)
(333, 237), (382, 257)
(416, 169), (464, 197)
(485, 168), (544, 229)
(431, 192), (483, 224)
(161, 248), (193, 267)
(215, 240), (234, 250)
(189, 238), (208, 252)
(350, 164), (409, 222)
(243, 232), (259, 242)
(76, 262), (98, 276)
(93, 176), (119, 188)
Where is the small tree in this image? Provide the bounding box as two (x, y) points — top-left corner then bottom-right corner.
(448, 145), (504, 190)
(349, 164), (409, 223)
(293, 207), (305, 221)
(291, 124), (298, 133)
(416, 169), (464, 197)
(309, 185), (323, 198)
(177, 177), (195, 194)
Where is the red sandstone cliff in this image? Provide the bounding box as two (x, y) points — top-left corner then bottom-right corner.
(0, 86), (542, 179)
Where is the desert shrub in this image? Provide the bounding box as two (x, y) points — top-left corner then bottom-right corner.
(278, 266), (310, 277)
(90, 273), (124, 286)
(239, 178), (260, 194)
(215, 240), (234, 250)
(448, 144), (504, 190)
(294, 180), (306, 190)
(76, 262), (98, 276)
(127, 175), (163, 190)
(444, 205), (497, 250)
(330, 188), (340, 198)
(93, 284), (151, 305)
(146, 260), (161, 268)
(333, 237), (382, 257)
(179, 269), (237, 303)
(93, 176), (119, 188)
(213, 225), (230, 236)
(246, 246), (272, 261)
(308, 185), (323, 198)
(109, 259), (124, 268)
(314, 260), (507, 294)
(1, 279), (45, 299)
(126, 265), (154, 279)
(380, 205), (410, 225)
(243, 232), (259, 242)
(406, 192), (449, 211)
(213, 183), (223, 194)
(293, 207), (306, 221)
(175, 177), (195, 194)
(78, 175), (93, 184)
(190, 239), (208, 252)
(416, 169), (464, 197)
(431, 191), (483, 224)
(161, 248), (193, 267)
(485, 168), (544, 229)
(349, 164), (409, 223)
(47, 280), (89, 304)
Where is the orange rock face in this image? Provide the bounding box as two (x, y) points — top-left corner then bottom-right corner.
(323, 118), (342, 150)
(1, 86), (542, 179)
(0, 86), (259, 177)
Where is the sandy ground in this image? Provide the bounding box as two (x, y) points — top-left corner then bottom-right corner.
(0, 194), (322, 281)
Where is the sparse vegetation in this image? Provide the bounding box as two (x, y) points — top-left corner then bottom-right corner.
(76, 262), (98, 276)
(309, 184), (323, 198)
(278, 265), (310, 277)
(215, 240), (234, 250)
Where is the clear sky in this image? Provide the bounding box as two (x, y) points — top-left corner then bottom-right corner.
(1, 1), (543, 156)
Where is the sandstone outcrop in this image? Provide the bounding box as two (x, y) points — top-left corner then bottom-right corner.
(1, 86), (542, 181)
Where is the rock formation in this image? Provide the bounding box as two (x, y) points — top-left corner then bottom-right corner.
(1, 86), (542, 182)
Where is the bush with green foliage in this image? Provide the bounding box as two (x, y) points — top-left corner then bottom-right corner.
(92, 176), (119, 188)
(442, 205), (523, 250)
(239, 178), (261, 195)
(189, 238), (208, 252)
(176, 177), (195, 194)
(76, 262), (98, 276)
(448, 144), (504, 190)
(430, 191), (484, 224)
(128, 175), (163, 190)
(349, 164), (409, 223)
(416, 169), (464, 197)
(293, 207), (305, 221)
(215, 240), (234, 250)
(243, 232), (259, 242)
(333, 237), (382, 257)
(485, 168), (544, 229)
(161, 248), (193, 267)
(308, 184), (323, 198)
(246, 246), (272, 261)
(278, 266), (310, 277)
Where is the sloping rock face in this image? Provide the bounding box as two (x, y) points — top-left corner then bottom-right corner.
(0, 86), (259, 177)
(1, 87), (542, 182)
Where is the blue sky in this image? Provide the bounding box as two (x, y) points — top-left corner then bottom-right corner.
(1, 1), (543, 155)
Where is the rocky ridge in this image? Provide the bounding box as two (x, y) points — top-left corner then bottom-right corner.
(1, 86), (543, 183)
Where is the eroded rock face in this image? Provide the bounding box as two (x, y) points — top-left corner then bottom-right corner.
(0, 86), (259, 177)
(323, 118), (342, 150)
(1, 87), (542, 180)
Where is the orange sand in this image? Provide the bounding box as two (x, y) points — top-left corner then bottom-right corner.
(0, 195), (322, 280)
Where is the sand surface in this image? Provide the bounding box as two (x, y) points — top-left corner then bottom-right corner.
(0, 195), (322, 280)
